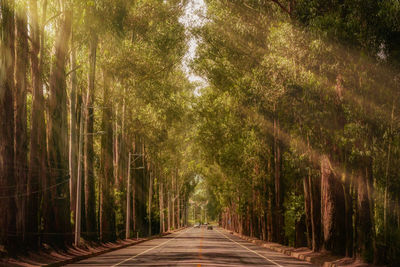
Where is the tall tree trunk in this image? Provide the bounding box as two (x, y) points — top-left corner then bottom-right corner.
(15, 5), (29, 246)
(113, 106), (124, 238)
(305, 134), (321, 252)
(344, 169), (353, 257)
(69, 18), (78, 228)
(84, 29), (97, 241)
(261, 172), (267, 241)
(0, 0), (16, 253)
(148, 168), (153, 236)
(172, 173), (176, 230)
(265, 150), (274, 241)
(384, 102), (394, 244)
(47, 6), (72, 246)
(397, 196), (400, 231)
(159, 177), (164, 233)
(320, 156), (346, 254)
(273, 109), (284, 243)
(303, 176), (312, 248)
(355, 157), (373, 262)
(132, 143), (136, 234)
(295, 214), (307, 247)
(177, 189), (181, 228)
(27, 0), (47, 249)
(308, 168), (321, 252)
(114, 109), (119, 187)
(168, 192), (171, 231)
(100, 70), (116, 242)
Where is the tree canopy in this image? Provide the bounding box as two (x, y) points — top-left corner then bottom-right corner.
(1, 0), (400, 266)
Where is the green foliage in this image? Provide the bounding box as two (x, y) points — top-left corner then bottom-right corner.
(2, 0), (400, 263)
(192, 0), (400, 264)
(284, 191), (305, 247)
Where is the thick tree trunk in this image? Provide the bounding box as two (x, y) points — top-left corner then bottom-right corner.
(295, 214), (307, 247)
(320, 156), (346, 255)
(0, 0), (16, 252)
(47, 7), (72, 246)
(27, 0), (47, 249)
(335, 75), (353, 257)
(100, 70), (116, 242)
(84, 30), (97, 241)
(308, 168), (321, 252)
(15, 6), (29, 245)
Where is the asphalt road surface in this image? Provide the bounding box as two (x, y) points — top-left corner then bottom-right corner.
(65, 227), (316, 266)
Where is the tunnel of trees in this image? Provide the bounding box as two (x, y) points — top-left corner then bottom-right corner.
(1, 0), (400, 266)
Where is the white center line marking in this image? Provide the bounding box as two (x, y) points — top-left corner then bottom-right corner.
(215, 228), (283, 267)
(111, 227), (192, 267)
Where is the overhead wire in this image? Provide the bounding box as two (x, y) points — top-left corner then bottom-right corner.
(0, 177), (70, 199)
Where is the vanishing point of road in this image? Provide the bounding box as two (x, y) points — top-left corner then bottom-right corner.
(65, 227), (316, 266)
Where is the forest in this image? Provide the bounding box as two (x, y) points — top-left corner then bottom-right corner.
(1, 0), (197, 255)
(1, 0), (400, 266)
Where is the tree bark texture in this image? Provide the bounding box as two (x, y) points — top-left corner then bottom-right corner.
(27, 0), (47, 249)
(47, 7), (72, 246)
(84, 29), (98, 241)
(69, 23), (78, 227)
(0, 0), (16, 252)
(320, 156), (346, 255)
(14, 6), (29, 245)
(100, 70), (116, 242)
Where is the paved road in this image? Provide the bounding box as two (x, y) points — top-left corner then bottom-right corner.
(65, 227), (316, 266)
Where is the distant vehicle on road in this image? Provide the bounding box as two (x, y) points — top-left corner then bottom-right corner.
(207, 225), (213, 230)
(194, 223), (201, 228)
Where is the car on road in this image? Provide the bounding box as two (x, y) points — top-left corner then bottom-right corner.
(207, 225), (213, 230)
(194, 223), (201, 228)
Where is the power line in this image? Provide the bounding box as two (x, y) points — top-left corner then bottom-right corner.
(0, 178), (70, 199)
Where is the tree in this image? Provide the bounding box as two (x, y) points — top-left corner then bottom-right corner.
(14, 4), (29, 247)
(99, 69), (116, 242)
(27, 0), (47, 249)
(46, 4), (72, 246)
(0, 0), (16, 253)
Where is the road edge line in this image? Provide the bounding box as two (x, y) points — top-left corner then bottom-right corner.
(43, 228), (187, 267)
(111, 227), (193, 267)
(215, 228), (283, 267)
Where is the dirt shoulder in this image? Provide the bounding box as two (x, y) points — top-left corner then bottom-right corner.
(221, 228), (379, 267)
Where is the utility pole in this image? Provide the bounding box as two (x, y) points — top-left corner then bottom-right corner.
(126, 152), (131, 239)
(75, 105), (84, 246)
